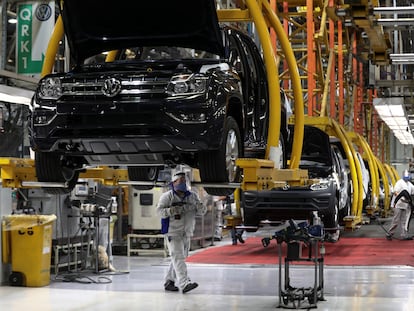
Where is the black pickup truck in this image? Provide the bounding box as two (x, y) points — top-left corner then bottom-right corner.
(242, 125), (347, 240)
(29, 0), (288, 195)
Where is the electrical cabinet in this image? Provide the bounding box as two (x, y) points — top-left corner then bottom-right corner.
(130, 187), (163, 231)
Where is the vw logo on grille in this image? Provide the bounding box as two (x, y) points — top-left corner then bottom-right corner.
(102, 78), (121, 97)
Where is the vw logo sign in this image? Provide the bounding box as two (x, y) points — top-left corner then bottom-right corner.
(102, 78), (121, 97)
(35, 4), (52, 21)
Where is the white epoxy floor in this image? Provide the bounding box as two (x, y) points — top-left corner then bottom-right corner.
(1, 234), (414, 311)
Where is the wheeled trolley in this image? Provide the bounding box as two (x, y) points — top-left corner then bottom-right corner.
(262, 220), (325, 309)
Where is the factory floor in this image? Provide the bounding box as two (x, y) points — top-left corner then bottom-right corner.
(1, 222), (414, 310)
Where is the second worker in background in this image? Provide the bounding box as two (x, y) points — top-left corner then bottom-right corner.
(386, 170), (414, 240)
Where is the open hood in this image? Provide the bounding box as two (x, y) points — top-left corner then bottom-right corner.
(60, 0), (224, 64)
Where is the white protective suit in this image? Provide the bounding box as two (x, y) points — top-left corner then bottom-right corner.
(388, 177), (414, 239)
(156, 187), (207, 290)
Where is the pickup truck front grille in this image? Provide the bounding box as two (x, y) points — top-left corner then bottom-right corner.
(61, 76), (170, 98)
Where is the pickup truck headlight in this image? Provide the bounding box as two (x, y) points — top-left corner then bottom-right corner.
(310, 179), (330, 191)
(37, 77), (62, 100)
(166, 74), (207, 96)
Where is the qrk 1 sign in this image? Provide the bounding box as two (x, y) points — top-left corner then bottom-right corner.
(17, 1), (55, 76)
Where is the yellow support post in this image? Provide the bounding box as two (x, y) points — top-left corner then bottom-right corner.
(260, 0), (305, 170)
(375, 157), (391, 217)
(41, 15), (64, 77)
(347, 132), (380, 216)
(244, 0), (281, 160)
(383, 163), (396, 186)
(390, 165), (400, 181)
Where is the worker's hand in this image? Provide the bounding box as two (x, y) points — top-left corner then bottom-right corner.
(169, 205), (183, 216)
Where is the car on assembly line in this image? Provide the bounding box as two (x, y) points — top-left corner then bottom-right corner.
(28, 0), (288, 195)
(330, 139), (351, 221)
(241, 125), (349, 241)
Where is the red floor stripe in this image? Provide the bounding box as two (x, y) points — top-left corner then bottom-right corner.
(186, 237), (414, 266)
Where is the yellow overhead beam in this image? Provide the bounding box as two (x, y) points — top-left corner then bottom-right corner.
(216, 8), (252, 22)
(0, 158), (36, 189)
(0, 158), (128, 189)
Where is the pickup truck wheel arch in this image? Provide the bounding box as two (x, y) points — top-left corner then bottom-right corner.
(35, 152), (79, 194)
(127, 166), (160, 190)
(199, 116), (242, 196)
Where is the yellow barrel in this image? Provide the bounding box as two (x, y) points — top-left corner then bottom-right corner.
(2, 214), (56, 287)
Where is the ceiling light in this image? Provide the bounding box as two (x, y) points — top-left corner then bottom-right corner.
(373, 97), (414, 145)
(390, 53), (414, 65)
(0, 85), (33, 105)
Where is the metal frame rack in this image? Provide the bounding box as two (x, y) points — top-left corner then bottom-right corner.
(262, 220), (325, 309)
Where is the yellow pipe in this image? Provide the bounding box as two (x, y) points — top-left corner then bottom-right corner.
(234, 188), (241, 218)
(383, 163), (396, 186)
(390, 165), (400, 181)
(345, 133), (364, 218)
(105, 51), (118, 62)
(316, 0), (329, 39)
(320, 49), (334, 117)
(261, 0), (304, 169)
(245, 0), (281, 161)
(332, 121), (362, 218)
(1, 220), (10, 264)
(375, 157), (390, 212)
(41, 15), (64, 77)
(357, 134), (379, 210)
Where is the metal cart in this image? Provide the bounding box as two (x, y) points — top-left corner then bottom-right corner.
(262, 220), (325, 309)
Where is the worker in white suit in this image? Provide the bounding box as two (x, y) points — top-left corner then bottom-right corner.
(387, 170), (414, 240)
(157, 172), (207, 293)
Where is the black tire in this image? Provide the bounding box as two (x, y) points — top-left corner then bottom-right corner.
(35, 152), (79, 194)
(9, 271), (25, 286)
(242, 213), (260, 232)
(127, 166), (160, 190)
(308, 292), (316, 305)
(323, 197), (340, 242)
(339, 189), (351, 224)
(199, 116), (242, 196)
